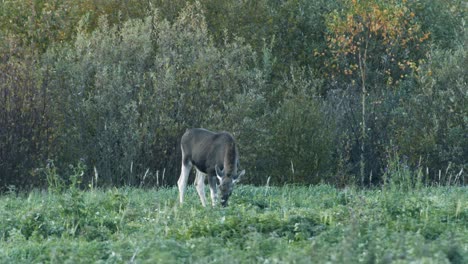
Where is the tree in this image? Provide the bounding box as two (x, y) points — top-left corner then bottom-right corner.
(325, 0), (429, 183)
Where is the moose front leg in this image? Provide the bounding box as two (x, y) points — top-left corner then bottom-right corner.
(195, 169), (208, 207)
(208, 176), (218, 207)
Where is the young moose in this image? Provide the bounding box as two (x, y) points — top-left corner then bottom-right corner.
(178, 128), (245, 207)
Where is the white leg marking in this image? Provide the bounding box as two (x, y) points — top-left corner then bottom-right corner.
(195, 169), (207, 207)
(177, 161), (191, 204)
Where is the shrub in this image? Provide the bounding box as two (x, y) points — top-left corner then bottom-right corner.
(389, 46), (467, 184)
(0, 39), (49, 191)
(262, 70), (335, 184)
(41, 3), (267, 187)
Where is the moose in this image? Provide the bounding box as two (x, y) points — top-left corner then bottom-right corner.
(177, 128), (245, 207)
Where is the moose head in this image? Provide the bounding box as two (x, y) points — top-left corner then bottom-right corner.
(215, 164), (245, 207)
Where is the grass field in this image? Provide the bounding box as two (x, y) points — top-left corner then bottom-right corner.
(0, 183), (466, 263)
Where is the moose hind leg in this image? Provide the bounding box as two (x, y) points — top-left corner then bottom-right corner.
(195, 169), (207, 207)
(178, 160), (192, 204)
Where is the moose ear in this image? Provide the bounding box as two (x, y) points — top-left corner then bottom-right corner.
(215, 165), (224, 182)
(233, 170), (245, 184)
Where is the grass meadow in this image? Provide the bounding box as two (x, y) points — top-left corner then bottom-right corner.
(0, 182), (466, 263)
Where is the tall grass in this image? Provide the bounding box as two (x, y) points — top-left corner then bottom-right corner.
(1, 170), (466, 263)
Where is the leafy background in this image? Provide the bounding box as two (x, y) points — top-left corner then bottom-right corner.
(0, 0), (466, 189)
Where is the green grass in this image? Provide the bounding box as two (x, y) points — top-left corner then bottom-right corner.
(0, 184), (466, 263)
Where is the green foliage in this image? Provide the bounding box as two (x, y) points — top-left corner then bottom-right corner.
(382, 149), (424, 191)
(325, 0), (430, 87)
(266, 72), (334, 184)
(0, 0), (466, 188)
(0, 41), (48, 191)
(38, 3), (266, 186)
(40, 160), (63, 194)
(266, 0), (340, 75)
(408, 0), (466, 49)
(388, 46), (467, 183)
(1, 184), (467, 263)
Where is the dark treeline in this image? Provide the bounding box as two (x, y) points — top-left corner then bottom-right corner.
(0, 0), (466, 190)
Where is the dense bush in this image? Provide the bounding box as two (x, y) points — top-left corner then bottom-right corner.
(264, 71), (334, 184)
(38, 3), (268, 187)
(0, 0), (466, 190)
(0, 42), (49, 189)
(389, 46), (467, 182)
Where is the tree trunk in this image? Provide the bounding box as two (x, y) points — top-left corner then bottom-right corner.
(358, 37), (368, 186)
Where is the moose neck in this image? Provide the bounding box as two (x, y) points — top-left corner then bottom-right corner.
(223, 142), (238, 177)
